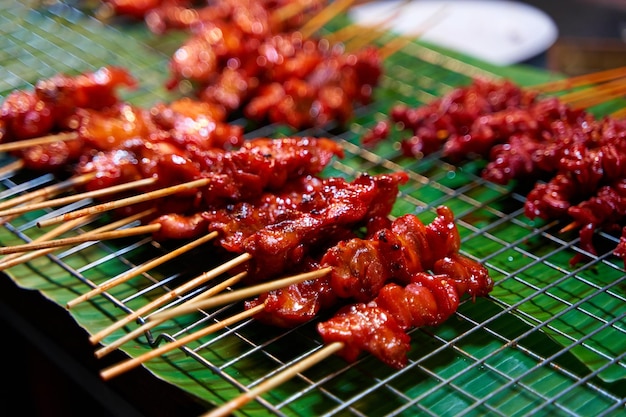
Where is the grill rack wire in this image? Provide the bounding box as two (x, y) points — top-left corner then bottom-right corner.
(0, 2), (624, 416)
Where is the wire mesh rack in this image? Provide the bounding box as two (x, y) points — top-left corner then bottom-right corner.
(0, 2), (624, 416)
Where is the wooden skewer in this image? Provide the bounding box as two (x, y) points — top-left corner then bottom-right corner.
(328, 2), (398, 45)
(37, 177), (210, 228)
(202, 342), (344, 417)
(533, 65), (626, 93)
(559, 221), (580, 234)
(100, 303), (266, 381)
(559, 77), (626, 109)
(299, 0), (357, 39)
(0, 176), (157, 217)
(0, 223), (161, 255)
(0, 172), (97, 212)
(90, 252), (252, 344)
(611, 106), (626, 119)
(149, 267), (333, 323)
(94, 272), (247, 358)
(342, 24), (388, 53)
(269, 0), (318, 26)
(0, 215), (95, 267)
(327, 22), (373, 45)
(572, 86), (626, 110)
(377, 4), (449, 60)
(0, 193), (52, 227)
(66, 230), (219, 309)
(0, 208), (155, 271)
(0, 159), (25, 178)
(0, 131), (79, 153)
(336, 0), (410, 51)
(99, 267), (331, 380)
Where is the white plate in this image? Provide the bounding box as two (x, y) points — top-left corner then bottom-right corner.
(348, 0), (559, 65)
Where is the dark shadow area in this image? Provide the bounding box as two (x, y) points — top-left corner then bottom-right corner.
(0, 276), (207, 417)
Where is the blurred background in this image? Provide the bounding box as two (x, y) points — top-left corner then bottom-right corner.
(349, 0), (626, 74)
(521, 0), (626, 74)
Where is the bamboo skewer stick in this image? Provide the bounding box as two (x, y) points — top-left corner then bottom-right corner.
(0, 209), (155, 271)
(377, 4), (449, 60)
(149, 267), (333, 323)
(572, 87), (626, 110)
(94, 272), (247, 358)
(0, 176), (157, 217)
(0, 223), (161, 255)
(66, 230), (219, 309)
(559, 77), (626, 109)
(533, 65), (626, 93)
(342, 24), (389, 53)
(0, 215), (95, 267)
(335, 0), (410, 51)
(91, 254), (252, 345)
(0, 172), (97, 212)
(328, 8), (392, 44)
(0, 159), (25, 178)
(0, 131), (80, 153)
(202, 342), (344, 417)
(99, 267), (331, 380)
(269, 0), (319, 26)
(0, 193), (52, 227)
(611, 106), (626, 119)
(37, 177), (210, 228)
(559, 221), (581, 234)
(100, 303), (266, 381)
(299, 0), (357, 39)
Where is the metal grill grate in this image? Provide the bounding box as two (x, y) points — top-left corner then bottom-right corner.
(0, 2), (624, 416)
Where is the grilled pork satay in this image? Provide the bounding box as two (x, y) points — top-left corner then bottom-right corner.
(149, 97), (243, 151)
(234, 172), (408, 281)
(525, 138), (626, 220)
(366, 76), (626, 266)
(54, 171), (405, 309)
(1, 66), (137, 143)
(80, 136), (341, 192)
(52, 136), (343, 232)
(363, 78), (539, 155)
(244, 40), (382, 129)
(565, 179), (626, 266)
(144, 0), (328, 34)
(317, 253), (492, 369)
(149, 172), (408, 275)
(56, 140), (346, 307)
(167, 17), (383, 130)
(0, 66), (248, 174)
(0, 66), (137, 171)
(146, 175), (325, 242)
(136, 205), (490, 371)
(245, 205), (464, 328)
(0, 133), (343, 244)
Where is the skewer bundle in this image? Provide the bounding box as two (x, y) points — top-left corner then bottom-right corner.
(94, 205), (492, 417)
